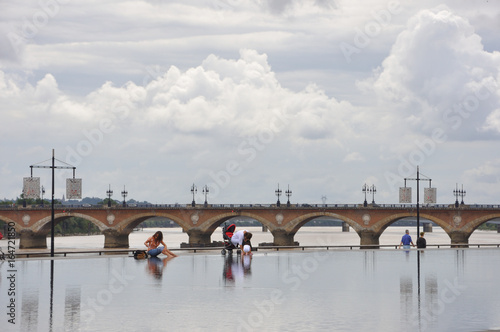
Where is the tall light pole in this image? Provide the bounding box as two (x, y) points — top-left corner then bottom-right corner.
(275, 183), (282, 207)
(370, 185), (377, 204)
(191, 183), (197, 207)
(41, 186), (45, 207)
(362, 183), (369, 207)
(107, 184), (113, 207)
(285, 185), (292, 207)
(202, 185), (209, 207)
(121, 185), (128, 207)
(454, 184), (466, 207)
(29, 149), (77, 257)
(403, 166), (433, 238)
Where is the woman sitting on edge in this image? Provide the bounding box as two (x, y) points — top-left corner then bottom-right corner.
(144, 231), (177, 257)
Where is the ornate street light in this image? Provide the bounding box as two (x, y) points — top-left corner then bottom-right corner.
(275, 183), (282, 207)
(121, 185), (128, 207)
(106, 184), (113, 207)
(285, 184), (292, 207)
(362, 183), (369, 207)
(370, 184), (377, 204)
(202, 185), (209, 207)
(191, 183), (197, 207)
(454, 184), (466, 207)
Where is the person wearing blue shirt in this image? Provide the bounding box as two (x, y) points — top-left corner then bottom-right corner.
(399, 229), (414, 249)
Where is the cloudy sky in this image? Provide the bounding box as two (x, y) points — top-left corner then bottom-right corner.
(1, 0), (499, 205)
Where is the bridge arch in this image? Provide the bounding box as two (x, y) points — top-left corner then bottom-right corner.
(286, 212), (361, 234)
(0, 215), (19, 232)
(461, 213), (500, 234)
(202, 211), (273, 233)
(31, 213), (108, 234)
(372, 212), (449, 236)
(117, 212), (191, 233)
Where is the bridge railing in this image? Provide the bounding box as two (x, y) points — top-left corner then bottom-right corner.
(2, 203), (500, 210)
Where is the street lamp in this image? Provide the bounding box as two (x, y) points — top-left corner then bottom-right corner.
(285, 185), (292, 207)
(202, 185), (209, 207)
(41, 186), (45, 206)
(402, 166), (434, 238)
(454, 184), (466, 207)
(362, 183), (369, 207)
(370, 185), (377, 204)
(106, 184), (113, 207)
(28, 149), (78, 257)
(121, 185), (128, 207)
(191, 183), (197, 207)
(275, 183), (282, 207)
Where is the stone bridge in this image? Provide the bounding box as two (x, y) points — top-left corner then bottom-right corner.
(1, 203), (500, 249)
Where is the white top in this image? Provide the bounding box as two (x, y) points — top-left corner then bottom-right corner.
(231, 230), (247, 246)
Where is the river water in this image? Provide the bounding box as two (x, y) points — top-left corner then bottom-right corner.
(39, 225), (500, 250)
(1, 227), (500, 332)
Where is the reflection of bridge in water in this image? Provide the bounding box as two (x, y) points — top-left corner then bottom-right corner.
(2, 203), (500, 249)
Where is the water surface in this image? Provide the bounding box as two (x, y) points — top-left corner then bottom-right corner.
(1, 248), (500, 331)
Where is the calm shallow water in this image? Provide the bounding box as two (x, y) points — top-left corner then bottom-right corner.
(23, 226), (500, 250)
(1, 249), (500, 332)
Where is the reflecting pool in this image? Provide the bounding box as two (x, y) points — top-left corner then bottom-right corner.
(1, 248), (500, 332)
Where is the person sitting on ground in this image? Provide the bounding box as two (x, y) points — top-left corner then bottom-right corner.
(416, 232), (427, 249)
(231, 229), (253, 255)
(144, 231), (177, 257)
(398, 229), (415, 249)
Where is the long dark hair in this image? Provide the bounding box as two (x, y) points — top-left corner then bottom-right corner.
(153, 231), (163, 242)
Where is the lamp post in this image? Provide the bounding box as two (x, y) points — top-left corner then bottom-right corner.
(107, 184), (113, 207)
(121, 185), (128, 207)
(362, 183), (369, 207)
(403, 166), (433, 238)
(29, 149), (77, 257)
(41, 186), (45, 207)
(370, 185), (377, 204)
(285, 185), (292, 207)
(202, 185), (209, 207)
(453, 184), (466, 207)
(22, 189), (27, 208)
(191, 183), (197, 207)
(275, 183), (282, 207)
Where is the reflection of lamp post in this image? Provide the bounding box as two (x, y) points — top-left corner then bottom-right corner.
(202, 185), (209, 207)
(370, 185), (377, 204)
(107, 184), (113, 207)
(275, 183), (282, 207)
(285, 185), (292, 207)
(121, 185), (128, 207)
(362, 183), (369, 207)
(453, 184), (466, 207)
(41, 186), (45, 206)
(191, 183), (197, 207)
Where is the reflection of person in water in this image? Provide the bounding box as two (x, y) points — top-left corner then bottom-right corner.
(222, 254), (252, 283)
(147, 256), (174, 279)
(242, 254), (252, 276)
(223, 255), (235, 283)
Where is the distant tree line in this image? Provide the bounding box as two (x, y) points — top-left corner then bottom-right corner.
(54, 217), (101, 236)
